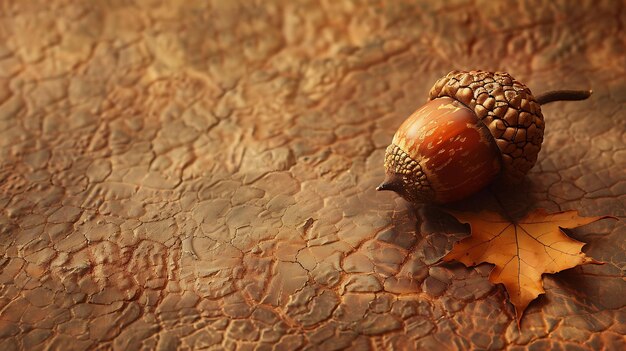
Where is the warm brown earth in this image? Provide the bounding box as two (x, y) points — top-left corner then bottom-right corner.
(0, 1), (624, 350)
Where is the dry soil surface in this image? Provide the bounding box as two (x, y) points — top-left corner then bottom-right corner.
(0, 0), (625, 350)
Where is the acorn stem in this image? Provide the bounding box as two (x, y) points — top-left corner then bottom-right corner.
(535, 90), (592, 105)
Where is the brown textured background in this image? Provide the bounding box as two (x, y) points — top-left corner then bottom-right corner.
(0, 0), (624, 350)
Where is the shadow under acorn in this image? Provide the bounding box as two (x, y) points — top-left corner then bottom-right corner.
(440, 176), (540, 221)
(371, 176), (539, 282)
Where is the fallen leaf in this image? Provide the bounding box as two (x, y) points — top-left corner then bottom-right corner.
(443, 208), (612, 322)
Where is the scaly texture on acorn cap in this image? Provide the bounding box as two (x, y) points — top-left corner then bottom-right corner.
(428, 70), (545, 183)
(382, 144), (435, 202)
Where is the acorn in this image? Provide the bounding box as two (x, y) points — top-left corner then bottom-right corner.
(378, 70), (592, 204)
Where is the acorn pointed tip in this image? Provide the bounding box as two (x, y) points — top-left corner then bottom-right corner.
(376, 174), (402, 193)
(376, 183), (388, 191)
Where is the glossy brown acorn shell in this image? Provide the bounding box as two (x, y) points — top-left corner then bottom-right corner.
(428, 71), (545, 183)
(385, 97), (502, 203)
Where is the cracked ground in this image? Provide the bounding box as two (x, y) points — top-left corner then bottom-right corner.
(0, 0), (625, 350)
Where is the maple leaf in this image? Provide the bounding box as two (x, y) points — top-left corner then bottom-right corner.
(443, 208), (612, 322)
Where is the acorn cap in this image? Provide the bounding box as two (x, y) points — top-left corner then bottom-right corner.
(428, 70), (545, 183)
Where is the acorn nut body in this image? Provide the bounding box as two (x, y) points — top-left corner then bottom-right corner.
(378, 70), (592, 204)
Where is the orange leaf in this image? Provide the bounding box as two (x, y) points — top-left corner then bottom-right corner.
(443, 209), (612, 322)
